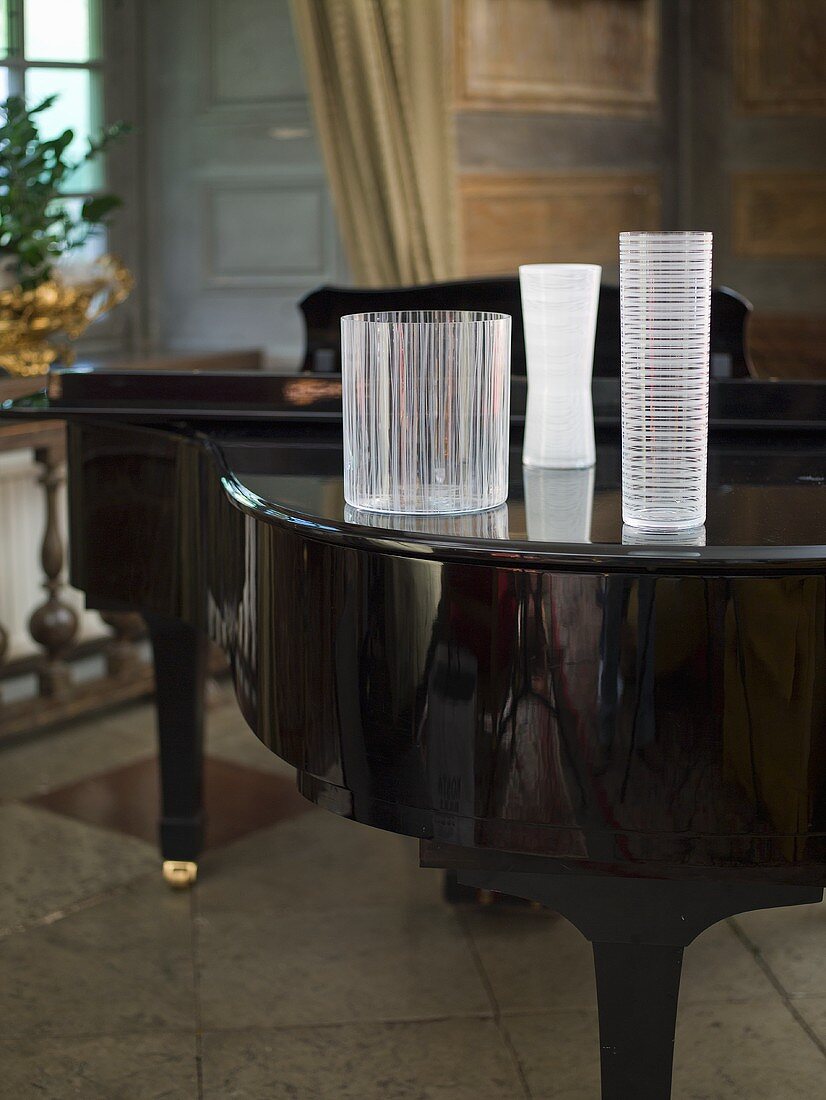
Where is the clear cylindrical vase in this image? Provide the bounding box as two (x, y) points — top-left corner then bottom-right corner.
(620, 232), (712, 531)
(519, 263), (601, 469)
(342, 310), (511, 514)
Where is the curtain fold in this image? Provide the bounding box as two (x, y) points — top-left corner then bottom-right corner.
(290, 0), (458, 286)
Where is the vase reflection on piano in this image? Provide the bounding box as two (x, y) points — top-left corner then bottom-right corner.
(344, 503), (509, 540)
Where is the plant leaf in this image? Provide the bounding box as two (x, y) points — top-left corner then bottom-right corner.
(81, 194), (123, 222)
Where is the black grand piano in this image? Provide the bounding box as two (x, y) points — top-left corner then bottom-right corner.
(2, 366), (826, 1100)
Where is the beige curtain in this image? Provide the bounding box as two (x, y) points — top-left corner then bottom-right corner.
(290, 0), (458, 286)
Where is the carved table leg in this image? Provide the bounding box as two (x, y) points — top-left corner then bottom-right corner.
(99, 610), (146, 679)
(29, 443), (78, 698)
(458, 868), (822, 1100)
(145, 614), (207, 888)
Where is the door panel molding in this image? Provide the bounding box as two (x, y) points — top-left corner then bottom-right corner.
(202, 178), (334, 289)
(454, 0), (660, 114)
(732, 172), (826, 259)
(460, 172), (661, 274)
(734, 0), (826, 115)
(201, 0), (308, 113)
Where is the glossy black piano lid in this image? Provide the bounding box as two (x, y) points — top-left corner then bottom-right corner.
(208, 425), (825, 572)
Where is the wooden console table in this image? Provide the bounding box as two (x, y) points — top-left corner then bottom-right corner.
(0, 388), (153, 742)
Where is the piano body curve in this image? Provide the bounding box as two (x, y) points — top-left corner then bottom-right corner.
(66, 417), (826, 884)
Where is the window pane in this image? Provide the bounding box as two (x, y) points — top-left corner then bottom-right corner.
(0, 66), (8, 100)
(24, 0), (98, 63)
(25, 66), (102, 190)
(0, 1), (7, 58)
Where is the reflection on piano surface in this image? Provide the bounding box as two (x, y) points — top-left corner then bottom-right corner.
(344, 503), (510, 540)
(523, 465), (595, 542)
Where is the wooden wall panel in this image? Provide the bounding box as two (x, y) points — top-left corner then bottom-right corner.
(748, 313), (826, 379)
(454, 0), (659, 114)
(460, 174), (661, 275)
(734, 0), (826, 114)
(732, 174), (826, 259)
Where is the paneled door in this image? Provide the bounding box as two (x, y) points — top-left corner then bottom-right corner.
(143, 0), (345, 366)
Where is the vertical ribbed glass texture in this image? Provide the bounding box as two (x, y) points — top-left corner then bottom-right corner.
(342, 310), (511, 514)
(519, 264), (601, 469)
(620, 232), (712, 531)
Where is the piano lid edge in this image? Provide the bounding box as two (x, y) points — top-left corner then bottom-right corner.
(209, 448), (826, 577)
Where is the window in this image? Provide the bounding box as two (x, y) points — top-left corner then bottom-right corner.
(1, 0), (106, 253)
(1, 0), (140, 351)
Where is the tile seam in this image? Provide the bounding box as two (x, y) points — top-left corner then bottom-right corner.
(728, 916), (826, 1062)
(456, 907), (535, 1100)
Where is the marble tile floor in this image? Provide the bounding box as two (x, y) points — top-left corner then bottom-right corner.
(2, 696), (826, 1098)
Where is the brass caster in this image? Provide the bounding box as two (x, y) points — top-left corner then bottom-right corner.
(162, 860), (198, 889)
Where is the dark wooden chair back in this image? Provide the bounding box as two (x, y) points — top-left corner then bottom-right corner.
(299, 278), (754, 378)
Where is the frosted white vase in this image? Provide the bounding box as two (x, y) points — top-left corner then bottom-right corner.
(519, 263), (601, 469)
(620, 232), (712, 532)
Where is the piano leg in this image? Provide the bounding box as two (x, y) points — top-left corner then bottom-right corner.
(456, 868), (822, 1099)
(591, 940), (683, 1099)
(146, 614), (207, 888)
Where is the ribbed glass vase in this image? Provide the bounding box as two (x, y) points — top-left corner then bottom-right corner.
(620, 231), (712, 532)
(342, 310), (511, 514)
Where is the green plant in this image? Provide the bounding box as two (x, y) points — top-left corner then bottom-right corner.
(0, 94), (130, 289)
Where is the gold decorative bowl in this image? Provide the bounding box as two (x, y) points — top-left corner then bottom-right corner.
(0, 256), (133, 377)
